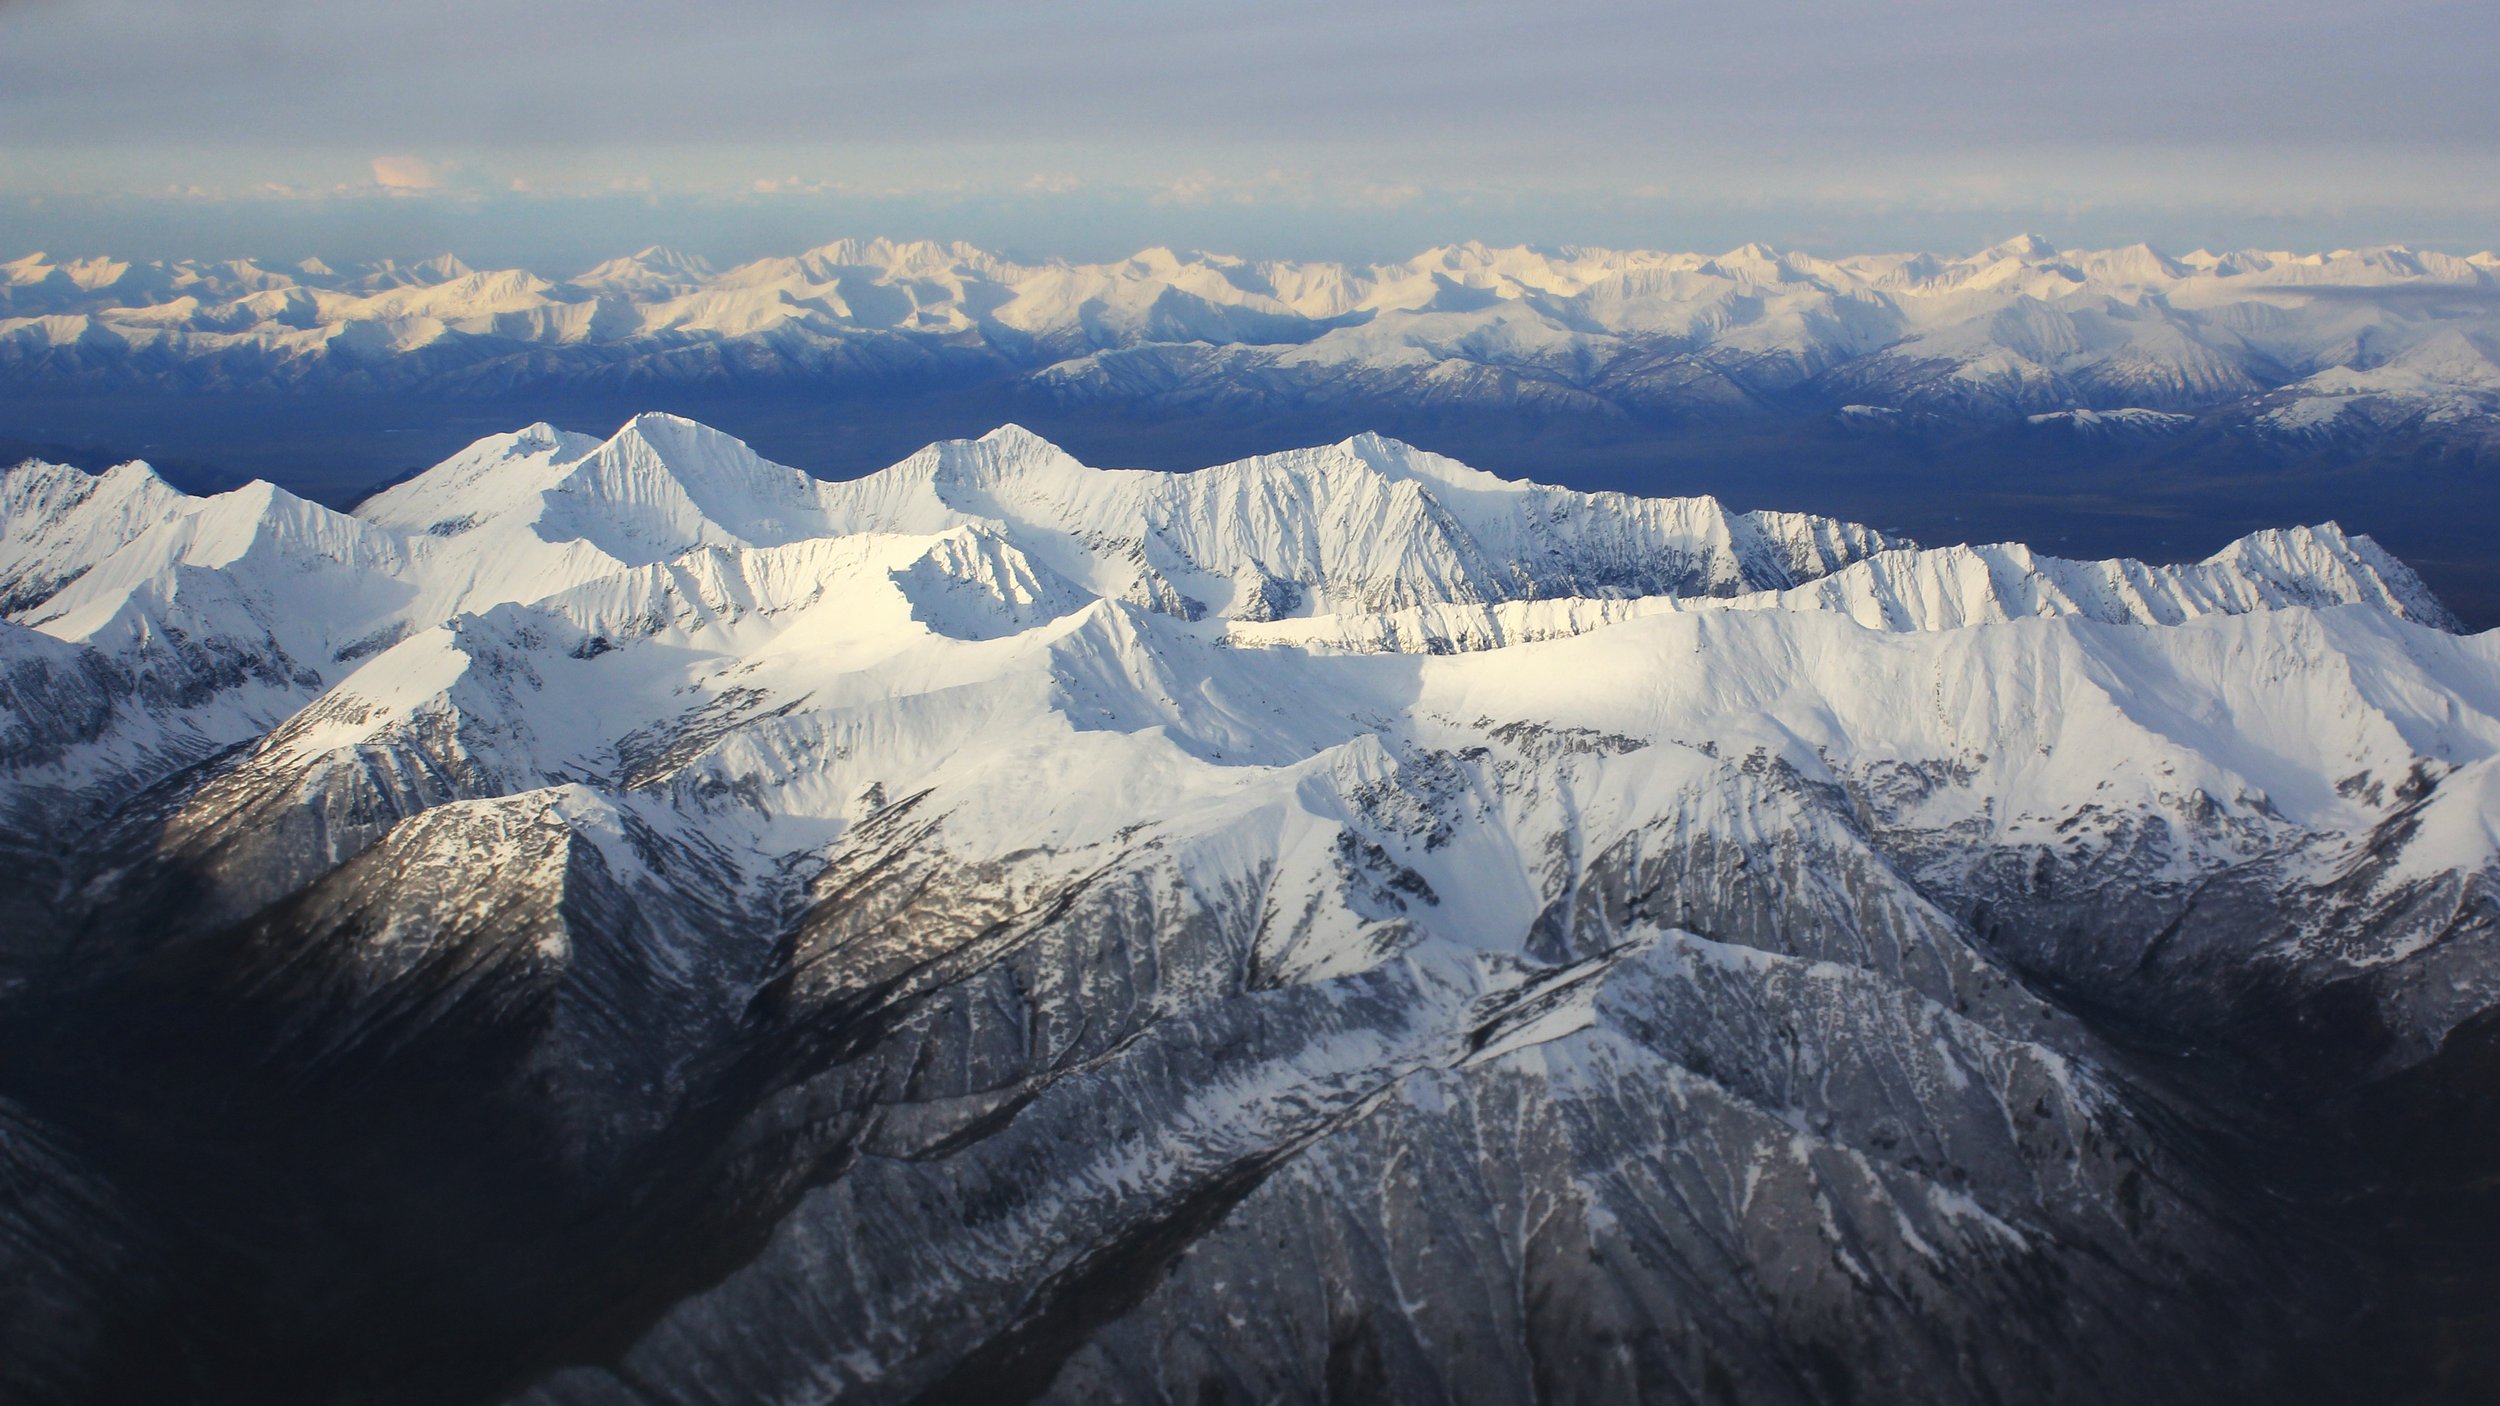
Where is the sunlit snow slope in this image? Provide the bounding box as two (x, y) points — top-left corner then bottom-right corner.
(1, 416), (2495, 1406)
(10, 238), (2500, 438)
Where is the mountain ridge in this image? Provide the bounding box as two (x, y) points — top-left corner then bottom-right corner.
(11, 239), (2500, 446)
(3, 411), (2497, 1405)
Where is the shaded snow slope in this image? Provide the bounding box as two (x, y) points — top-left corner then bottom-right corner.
(3, 410), (2497, 1405)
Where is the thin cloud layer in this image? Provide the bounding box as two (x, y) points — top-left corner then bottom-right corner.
(1, 0), (2493, 258)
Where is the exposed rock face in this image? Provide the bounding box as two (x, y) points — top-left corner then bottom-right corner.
(2, 416), (2496, 1405)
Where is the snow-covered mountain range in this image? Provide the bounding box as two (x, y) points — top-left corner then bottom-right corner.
(9, 238), (2500, 441)
(3, 415), (2496, 1405)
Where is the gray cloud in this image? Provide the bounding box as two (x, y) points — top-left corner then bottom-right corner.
(1, 0), (2493, 254)
(8, 0), (2496, 149)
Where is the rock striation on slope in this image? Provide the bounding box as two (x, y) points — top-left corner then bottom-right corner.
(1, 416), (2495, 1406)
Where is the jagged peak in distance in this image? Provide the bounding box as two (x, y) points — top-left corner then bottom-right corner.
(11, 238), (2500, 439)
(10, 237), (2499, 314)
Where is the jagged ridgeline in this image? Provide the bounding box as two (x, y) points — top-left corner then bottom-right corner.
(8, 240), (2500, 438)
(2, 417), (2497, 1405)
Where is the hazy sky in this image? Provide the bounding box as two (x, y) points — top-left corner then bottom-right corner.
(4, 0), (2496, 267)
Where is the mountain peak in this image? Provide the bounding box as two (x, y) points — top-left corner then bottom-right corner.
(575, 246), (715, 289)
(799, 237), (966, 273)
(1328, 432), (1511, 492)
(977, 422), (1070, 452)
(1979, 233), (2059, 260)
(2385, 327), (2500, 381)
(609, 409), (723, 443)
(919, 424), (1090, 482)
(588, 412), (808, 492)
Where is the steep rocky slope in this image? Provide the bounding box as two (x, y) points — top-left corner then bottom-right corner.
(1, 417), (2494, 1405)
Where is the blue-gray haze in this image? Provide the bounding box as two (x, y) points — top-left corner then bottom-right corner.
(2, 0), (2495, 266)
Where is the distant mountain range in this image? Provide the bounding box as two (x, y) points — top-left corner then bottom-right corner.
(8, 237), (2500, 444)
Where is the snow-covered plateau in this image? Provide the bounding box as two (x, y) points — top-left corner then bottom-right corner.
(2, 414), (2496, 1405)
(9, 237), (2500, 438)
